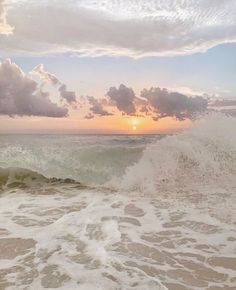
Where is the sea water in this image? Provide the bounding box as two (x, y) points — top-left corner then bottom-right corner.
(0, 113), (235, 290)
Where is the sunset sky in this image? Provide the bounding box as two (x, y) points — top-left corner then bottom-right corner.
(0, 0), (236, 134)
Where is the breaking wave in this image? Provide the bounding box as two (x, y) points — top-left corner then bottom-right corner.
(0, 167), (80, 190)
(109, 113), (236, 194)
(0, 134), (153, 186)
(0, 113), (235, 194)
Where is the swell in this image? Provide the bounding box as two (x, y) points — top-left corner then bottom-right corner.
(0, 167), (80, 191)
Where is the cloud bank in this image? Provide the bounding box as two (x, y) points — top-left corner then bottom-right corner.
(1, 0), (236, 57)
(0, 59), (233, 121)
(85, 84), (209, 120)
(0, 59), (68, 117)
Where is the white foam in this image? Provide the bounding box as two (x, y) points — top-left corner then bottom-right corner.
(109, 113), (236, 194)
(0, 185), (235, 289)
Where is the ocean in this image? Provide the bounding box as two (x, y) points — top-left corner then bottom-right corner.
(0, 114), (236, 290)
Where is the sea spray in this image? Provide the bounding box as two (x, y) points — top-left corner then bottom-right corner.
(109, 113), (236, 194)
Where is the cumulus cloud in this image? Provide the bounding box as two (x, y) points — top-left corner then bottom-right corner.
(84, 84), (209, 121)
(32, 64), (59, 86)
(141, 87), (208, 120)
(32, 64), (77, 104)
(58, 84), (77, 105)
(86, 96), (112, 118)
(0, 59), (68, 117)
(1, 0), (236, 57)
(107, 84), (136, 115)
(0, 0), (13, 35)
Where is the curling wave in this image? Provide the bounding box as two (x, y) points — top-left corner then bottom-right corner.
(0, 167), (80, 190)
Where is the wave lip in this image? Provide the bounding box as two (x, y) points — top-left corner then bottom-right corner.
(0, 167), (80, 190)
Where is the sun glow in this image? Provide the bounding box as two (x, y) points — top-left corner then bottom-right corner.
(131, 118), (140, 131)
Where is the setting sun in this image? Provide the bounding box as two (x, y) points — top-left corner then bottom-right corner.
(131, 117), (140, 131)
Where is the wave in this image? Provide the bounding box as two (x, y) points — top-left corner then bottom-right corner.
(0, 113), (235, 194)
(109, 113), (236, 194)
(0, 167), (80, 191)
(0, 135), (153, 186)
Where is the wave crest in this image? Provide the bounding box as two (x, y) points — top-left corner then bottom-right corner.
(0, 167), (80, 190)
(109, 114), (236, 194)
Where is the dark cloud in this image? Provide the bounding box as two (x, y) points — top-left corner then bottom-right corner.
(32, 64), (77, 104)
(87, 96), (112, 117)
(59, 84), (77, 104)
(141, 87), (208, 120)
(0, 59), (68, 117)
(84, 113), (94, 120)
(85, 85), (209, 121)
(106, 84), (136, 115)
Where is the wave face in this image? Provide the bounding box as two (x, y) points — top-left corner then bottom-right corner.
(0, 134), (157, 187)
(108, 113), (236, 194)
(0, 167), (48, 189)
(0, 113), (235, 193)
(0, 167), (80, 190)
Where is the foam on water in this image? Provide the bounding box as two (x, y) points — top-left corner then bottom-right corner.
(0, 113), (236, 289)
(0, 186), (235, 289)
(0, 134), (155, 186)
(110, 113), (236, 194)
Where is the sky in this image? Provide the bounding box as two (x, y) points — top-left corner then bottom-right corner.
(0, 0), (236, 134)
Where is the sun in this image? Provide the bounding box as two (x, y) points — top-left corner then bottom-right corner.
(131, 118), (140, 131)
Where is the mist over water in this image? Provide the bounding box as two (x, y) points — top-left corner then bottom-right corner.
(0, 113), (236, 290)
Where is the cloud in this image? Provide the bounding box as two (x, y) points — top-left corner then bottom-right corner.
(32, 64), (77, 104)
(0, 59), (68, 117)
(106, 84), (136, 115)
(1, 0), (236, 57)
(219, 109), (236, 117)
(85, 84), (208, 121)
(86, 96), (112, 118)
(209, 98), (236, 117)
(84, 113), (94, 120)
(211, 99), (236, 107)
(140, 87), (208, 120)
(58, 84), (77, 105)
(0, 0), (13, 35)
(32, 64), (59, 86)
